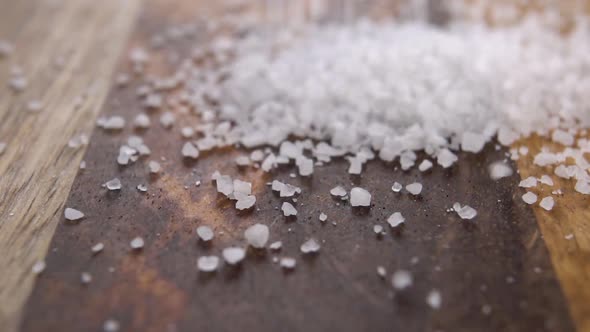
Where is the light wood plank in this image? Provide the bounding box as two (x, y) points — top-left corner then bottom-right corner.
(0, 0), (141, 331)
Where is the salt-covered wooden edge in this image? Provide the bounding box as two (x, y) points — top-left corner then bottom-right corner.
(0, 1), (141, 331)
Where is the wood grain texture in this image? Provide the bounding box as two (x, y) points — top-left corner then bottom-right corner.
(515, 135), (590, 332)
(20, 1), (575, 331)
(0, 0), (141, 331)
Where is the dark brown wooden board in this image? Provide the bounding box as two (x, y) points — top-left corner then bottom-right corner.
(21, 2), (575, 332)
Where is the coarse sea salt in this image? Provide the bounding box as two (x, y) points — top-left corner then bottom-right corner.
(244, 223), (269, 248)
(281, 202), (298, 217)
(539, 196), (555, 211)
(64, 208), (84, 221)
(406, 183), (422, 196)
(197, 256), (219, 272)
(522, 192), (538, 204)
(452, 203), (477, 220)
(196, 225), (214, 242)
(222, 247), (246, 265)
(350, 187), (371, 207)
(391, 270), (413, 290)
(387, 212), (405, 228)
(300, 238), (321, 254)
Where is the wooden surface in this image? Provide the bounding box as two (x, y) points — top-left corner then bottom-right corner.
(0, 1), (588, 331)
(0, 0), (141, 331)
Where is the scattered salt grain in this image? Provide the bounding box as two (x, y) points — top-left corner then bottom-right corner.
(280, 257), (296, 270)
(522, 192), (538, 204)
(281, 202), (298, 217)
(197, 256), (219, 272)
(461, 132), (486, 153)
(391, 270), (413, 290)
(181, 142), (199, 159)
(387, 212), (405, 228)
(538, 175), (554, 186)
(551, 130), (574, 146)
(216, 175), (234, 196)
(319, 213), (327, 222)
(300, 238), (321, 254)
(426, 289), (442, 309)
(373, 225), (384, 234)
(222, 247), (246, 265)
(133, 113), (151, 129)
(159, 112), (175, 128)
(418, 160), (433, 172)
(196, 226), (214, 242)
(137, 184), (148, 192)
(350, 187), (371, 207)
(519, 177), (537, 188)
(79, 161), (86, 170)
(539, 196), (555, 211)
(91, 242), (104, 254)
(64, 208), (84, 221)
(437, 149), (458, 168)
(405, 183), (422, 195)
(377, 266), (387, 278)
(452, 203), (478, 220)
(244, 224), (269, 248)
(330, 186), (347, 197)
(565, 234), (574, 240)
(105, 178), (122, 191)
(236, 195), (256, 210)
(103, 319), (120, 332)
(235, 156), (250, 167)
(269, 241), (282, 250)
(575, 180), (590, 195)
(81, 272), (92, 284)
(31, 260), (46, 275)
(391, 182), (403, 192)
(489, 162), (513, 180)
(148, 161), (161, 174)
(130, 237), (144, 250)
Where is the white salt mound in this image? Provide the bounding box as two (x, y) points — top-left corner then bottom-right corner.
(280, 257), (296, 270)
(350, 187), (371, 207)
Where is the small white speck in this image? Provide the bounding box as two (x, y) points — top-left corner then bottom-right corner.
(222, 247), (246, 265)
(31, 260), (46, 275)
(522, 192), (538, 204)
(197, 256), (219, 272)
(81, 272), (92, 284)
(137, 184), (148, 192)
(391, 182), (403, 193)
(280, 257), (296, 270)
(319, 213), (327, 222)
(91, 243), (104, 254)
(377, 266), (387, 278)
(64, 208), (85, 221)
(148, 161), (161, 174)
(565, 234), (574, 240)
(103, 319), (120, 332)
(105, 178), (122, 191)
(269, 241), (282, 250)
(539, 196), (554, 211)
(391, 270), (413, 290)
(387, 212), (405, 228)
(426, 289), (442, 309)
(196, 226), (214, 242)
(281, 202), (298, 216)
(300, 238), (321, 254)
(130, 237), (144, 250)
(373, 225), (383, 234)
(181, 142), (199, 159)
(244, 224), (269, 248)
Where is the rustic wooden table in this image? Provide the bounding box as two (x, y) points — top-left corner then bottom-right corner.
(1, 0), (589, 331)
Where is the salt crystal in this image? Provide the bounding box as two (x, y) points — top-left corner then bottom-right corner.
(522, 192), (538, 204)
(181, 127), (195, 138)
(319, 213), (328, 222)
(236, 195), (256, 210)
(377, 266), (387, 278)
(233, 179), (252, 195)
(103, 319), (120, 332)
(489, 162), (513, 180)
(281, 202), (298, 216)
(105, 178), (122, 191)
(216, 175), (233, 196)
(64, 208), (84, 221)
(244, 224), (269, 248)
(418, 160), (433, 172)
(539, 196), (554, 211)
(133, 113), (151, 129)
(437, 149), (458, 168)
(79, 161), (86, 170)
(269, 241), (282, 250)
(148, 161), (161, 174)
(373, 225), (383, 234)
(222, 247), (246, 265)
(137, 184), (148, 192)
(235, 156), (250, 166)
(300, 238), (321, 254)
(196, 226), (214, 242)
(280, 184), (301, 198)
(81, 272), (92, 284)
(426, 289), (442, 309)
(575, 180), (590, 195)
(159, 112), (175, 128)
(391, 182), (403, 192)
(197, 256), (219, 272)
(565, 234), (574, 240)
(101, 116), (125, 130)
(181, 142), (199, 159)
(462, 132), (486, 153)
(31, 260), (46, 274)
(519, 177), (537, 188)
(391, 270), (413, 290)
(130, 237), (144, 249)
(298, 157), (314, 176)
(350, 187), (371, 207)
(552, 130), (574, 146)
(453, 203), (477, 220)
(330, 186), (347, 197)
(387, 212), (405, 228)
(538, 175), (554, 186)
(0, 142), (6, 155)
(280, 257), (296, 270)
(405, 183), (422, 195)
(91, 242), (104, 254)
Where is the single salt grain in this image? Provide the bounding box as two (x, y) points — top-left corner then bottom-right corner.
(489, 162), (513, 180)
(387, 212), (405, 228)
(222, 247), (246, 265)
(159, 112), (175, 128)
(91, 242), (104, 254)
(181, 127), (195, 138)
(281, 202), (298, 217)
(244, 224), (269, 248)
(565, 234), (574, 240)
(133, 113), (150, 129)
(519, 177), (537, 188)
(64, 208), (84, 221)
(270, 241), (282, 250)
(181, 142), (199, 159)
(105, 178), (122, 191)
(377, 266), (387, 278)
(552, 130), (574, 146)
(406, 183), (422, 195)
(426, 289), (442, 309)
(373, 225), (383, 234)
(539, 197), (555, 211)
(391, 270), (413, 290)
(236, 195), (256, 210)
(300, 238), (321, 254)
(137, 184), (148, 192)
(437, 149), (458, 168)
(196, 226), (214, 242)
(216, 175), (234, 196)
(79, 161), (86, 170)
(81, 272), (92, 284)
(330, 186), (347, 197)
(453, 203), (477, 220)
(418, 160), (433, 172)
(391, 182), (403, 192)
(197, 256), (219, 272)
(280, 257), (296, 270)
(31, 260), (46, 274)
(148, 161), (161, 174)
(350, 187), (371, 207)
(575, 180), (590, 195)
(103, 319), (120, 332)
(130, 237), (144, 250)
(522, 192), (538, 204)
(235, 156), (251, 167)
(319, 213), (327, 222)
(538, 175), (554, 186)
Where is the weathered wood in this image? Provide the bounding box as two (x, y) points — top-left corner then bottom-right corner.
(20, 1), (575, 331)
(0, 1), (141, 331)
(515, 135), (590, 332)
